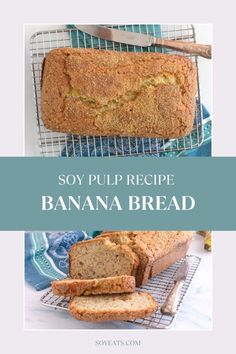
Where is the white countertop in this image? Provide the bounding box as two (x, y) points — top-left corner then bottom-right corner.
(25, 24), (212, 156)
(25, 233), (212, 330)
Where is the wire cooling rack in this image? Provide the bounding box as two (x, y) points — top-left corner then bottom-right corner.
(40, 255), (201, 329)
(30, 24), (203, 157)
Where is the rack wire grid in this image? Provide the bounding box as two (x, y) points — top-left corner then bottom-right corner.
(40, 255), (201, 329)
(30, 24), (204, 157)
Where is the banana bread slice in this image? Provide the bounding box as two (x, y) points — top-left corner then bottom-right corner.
(69, 291), (158, 321)
(99, 231), (153, 287)
(52, 275), (136, 297)
(69, 238), (139, 280)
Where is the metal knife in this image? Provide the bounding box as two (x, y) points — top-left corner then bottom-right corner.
(75, 25), (211, 59)
(161, 259), (190, 316)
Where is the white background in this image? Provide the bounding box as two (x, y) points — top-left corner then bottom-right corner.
(0, 0), (236, 353)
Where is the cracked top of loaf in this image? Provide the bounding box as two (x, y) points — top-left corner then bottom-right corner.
(41, 48), (197, 138)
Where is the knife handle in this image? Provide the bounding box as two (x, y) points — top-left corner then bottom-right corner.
(153, 38), (212, 59)
(161, 279), (184, 316)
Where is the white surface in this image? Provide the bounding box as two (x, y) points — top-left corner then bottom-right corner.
(25, 234), (212, 330)
(25, 25), (63, 156)
(24, 24), (212, 156)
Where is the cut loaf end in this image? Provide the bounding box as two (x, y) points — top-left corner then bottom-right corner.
(69, 238), (139, 280)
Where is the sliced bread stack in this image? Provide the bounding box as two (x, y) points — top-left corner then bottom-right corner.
(52, 276), (157, 321)
(51, 231), (192, 322)
(52, 236), (158, 321)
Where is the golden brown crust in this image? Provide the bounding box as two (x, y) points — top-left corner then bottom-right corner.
(51, 275), (136, 297)
(41, 48), (197, 138)
(150, 239), (192, 277)
(68, 291), (158, 321)
(99, 231), (192, 285)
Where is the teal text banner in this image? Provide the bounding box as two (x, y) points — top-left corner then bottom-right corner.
(0, 157), (235, 230)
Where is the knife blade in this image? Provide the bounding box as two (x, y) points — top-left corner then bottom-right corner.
(161, 259), (190, 315)
(75, 25), (211, 59)
(76, 25), (153, 46)
(174, 259), (189, 281)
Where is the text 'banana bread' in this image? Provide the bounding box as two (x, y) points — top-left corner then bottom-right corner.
(41, 48), (197, 138)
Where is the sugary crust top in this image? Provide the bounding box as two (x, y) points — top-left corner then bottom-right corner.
(100, 230), (192, 259)
(41, 48), (197, 138)
(131, 231), (192, 258)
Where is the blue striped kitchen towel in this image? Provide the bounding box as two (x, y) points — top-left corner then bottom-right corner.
(67, 24), (162, 52)
(25, 231), (101, 290)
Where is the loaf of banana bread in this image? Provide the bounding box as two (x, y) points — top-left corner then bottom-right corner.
(41, 48), (197, 138)
(100, 231), (192, 286)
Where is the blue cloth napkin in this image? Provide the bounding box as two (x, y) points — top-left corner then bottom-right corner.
(25, 231), (101, 290)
